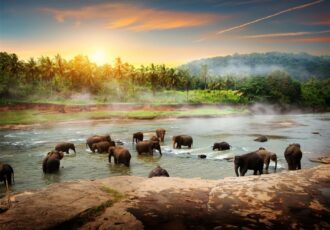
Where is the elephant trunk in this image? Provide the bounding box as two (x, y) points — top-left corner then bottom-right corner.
(172, 141), (175, 149)
(235, 164), (239, 177)
(158, 146), (162, 155)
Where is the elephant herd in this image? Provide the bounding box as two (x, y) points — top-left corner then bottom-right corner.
(0, 128), (304, 188)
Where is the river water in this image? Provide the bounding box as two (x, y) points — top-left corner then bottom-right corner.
(0, 113), (329, 196)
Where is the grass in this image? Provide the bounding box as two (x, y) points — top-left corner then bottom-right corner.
(0, 107), (249, 126)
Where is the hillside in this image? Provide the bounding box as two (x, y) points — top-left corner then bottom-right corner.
(182, 52), (330, 80)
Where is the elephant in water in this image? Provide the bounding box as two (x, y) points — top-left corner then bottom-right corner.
(156, 128), (166, 142)
(43, 150), (64, 173)
(91, 141), (115, 153)
(284, 143), (302, 170)
(136, 140), (162, 155)
(148, 166), (169, 178)
(234, 151), (263, 176)
(108, 146), (131, 167)
(86, 135), (111, 151)
(256, 148), (277, 171)
(55, 142), (76, 154)
(213, 142), (230, 151)
(172, 135), (193, 149)
(0, 163), (14, 186)
(133, 132), (143, 143)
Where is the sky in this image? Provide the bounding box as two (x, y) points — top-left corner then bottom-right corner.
(0, 0), (329, 66)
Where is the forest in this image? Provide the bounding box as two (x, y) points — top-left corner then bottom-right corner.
(0, 51), (329, 109)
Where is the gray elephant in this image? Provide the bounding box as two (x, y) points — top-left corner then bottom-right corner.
(234, 151), (263, 176)
(133, 132), (143, 143)
(136, 140), (162, 155)
(86, 135), (111, 151)
(42, 150), (64, 173)
(91, 141), (115, 153)
(172, 135), (193, 149)
(213, 142), (230, 151)
(148, 166), (169, 178)
(108, 146), (131, 167)
(0, 163), (14, 186)
(156, 128), (166, 142)
(254, 135), (268, 142)
(55, 142), (76, 154)
(284, 143), (302, 170)
(256, 148), (277, 171)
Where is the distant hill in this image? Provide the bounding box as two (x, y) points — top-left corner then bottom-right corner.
(182, 52), (330, 80)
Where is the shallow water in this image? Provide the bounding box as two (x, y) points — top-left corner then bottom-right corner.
(0, 113), (329, 196)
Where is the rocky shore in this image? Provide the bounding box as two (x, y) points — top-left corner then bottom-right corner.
(0, 165), (329, 229)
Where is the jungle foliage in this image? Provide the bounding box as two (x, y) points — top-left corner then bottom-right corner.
(0, 52), (329, 109)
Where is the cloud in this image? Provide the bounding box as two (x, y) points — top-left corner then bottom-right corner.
(216, 0), (323, 35)
(242, 30), (330, 39)
(287, 36), (330, 43)
(40, 3), (222, 31)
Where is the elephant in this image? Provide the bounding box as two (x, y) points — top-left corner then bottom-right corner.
(213, 142), (230, 151)
(234, 151), (263, 176)
(254, 135), (268, 142)
(86, 135), (111, 151)
(133, 132), (143, 143)
(148, 166), (169, 178)
(156, 128), (166, 142)
(136, 140), (162, 155)
(55, 142), (76, 154)
(150, 135), (160, 142)
(284, 143), (302, 170)
(42, 150), (64, 173)
(256, 148), (277, 171)
(0, 163), (14, 186)
(172, 135), (193, 149)
(108, 146), (131, 167)
(91, 141), (115, 153)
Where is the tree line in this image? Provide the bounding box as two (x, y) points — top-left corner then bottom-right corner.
(0, 52), (329, 109)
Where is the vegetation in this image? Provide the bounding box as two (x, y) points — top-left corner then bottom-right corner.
(0, 51), (329, 110)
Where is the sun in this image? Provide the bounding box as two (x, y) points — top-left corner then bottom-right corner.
(90, 50), (107, 65)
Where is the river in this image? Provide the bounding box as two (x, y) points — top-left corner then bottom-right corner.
(0, 113), (329, 196)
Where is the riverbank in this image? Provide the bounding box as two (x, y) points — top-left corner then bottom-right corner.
(0, 103), (250, 129)
(0, 165), (329, 229)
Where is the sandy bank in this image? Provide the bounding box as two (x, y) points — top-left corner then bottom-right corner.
(0, 165), (329, 229)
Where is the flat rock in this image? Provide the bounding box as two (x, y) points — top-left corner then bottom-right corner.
(0, 165), (329, 229)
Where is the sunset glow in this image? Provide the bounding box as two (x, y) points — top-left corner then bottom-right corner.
(1, 0), (329, 65)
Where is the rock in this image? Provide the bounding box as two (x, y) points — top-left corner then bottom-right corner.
(0, 165), (329, 229)
(309, 156), (330, 164)
(198, 154), (207, 159)
(254, 135), (268, 142)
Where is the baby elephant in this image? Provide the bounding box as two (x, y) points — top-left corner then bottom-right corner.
(172, 135), (193, 149)
(55, 142), (76, 154)
(133, 132), (143, 143)
(234, 151), (263, 176)
(91, 141), (115, 153)
(43, 150), (64, 173)
(256, 148), (277, 171)
(284, 143), (302, 170)
(0, 163), (14, 186)
(148, 166), (170, 178)
(108, 146), (131, 167)
(213, 142), (230, 151)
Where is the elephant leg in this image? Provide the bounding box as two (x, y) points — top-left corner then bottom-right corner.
(265, 157), (270, 171)
(240, 167), (248, 176)
(178, 144), (181, 149)
(188, 144), (191, 149)
(297, 161), (301, 170)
